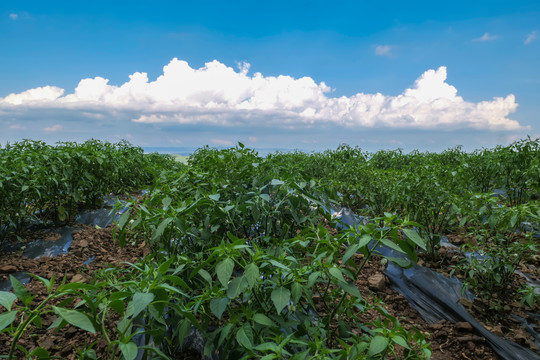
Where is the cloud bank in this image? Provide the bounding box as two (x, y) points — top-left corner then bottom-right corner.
(0, 58), (521, 131)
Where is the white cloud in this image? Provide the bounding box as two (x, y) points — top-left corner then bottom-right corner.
(9, 124), (25, 130)
(43, 124), (62, 132)
(248, 136), (257, 142)
(525, 31), (537, 45)
(0, 58), (523, 131)
(9, 13), (18, 20)
(211, 138), (233, 146)
(375, 45), (392, 57)
(2, 86), (64, 105)
(473, 33), (498, 42)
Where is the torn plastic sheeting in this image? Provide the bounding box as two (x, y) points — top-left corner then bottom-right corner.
(512, 314), (540, 349)
(76, 209), (115, 228)
(518, 222), (540, 239)
(516, 270), (540, 295)
(386, 256), (540, 359)
(335, 207), (540, 360)
(332, 207), (368, 230)
(83, 256), (96, 265)
(0, 271), (31, 292)
(75, 200), (129, 228)
(385, 262), (473, 323)
(2, 227), (77, 260)
(439, 235), (459, 249)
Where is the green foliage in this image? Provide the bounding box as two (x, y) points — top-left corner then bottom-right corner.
(0, 139), (175, 243)
(455, 239), (537, 315)
(0, 274), (98, 359)
(3, 137), (540, 358)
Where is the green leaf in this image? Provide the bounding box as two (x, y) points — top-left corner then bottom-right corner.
(127, 292), (155, 318)
(253, 313), (277, 327)
(271, 287), (291, 314)
(269, 259), (289, 271)
(47, 316), (64, 330)
(10, 275), (28, 303)
(259, 194), (271, 202)
(510, 214), (518, 229)
(329, 267), (346, 282)
(157, 256), (174, 275)
(391, 335), (410, 349)
(342, 243), (360, 265)
(217, 323), (233, 348)
(162, 196), (172, 208)
(260, 355), (278, 360)
(32, 314), (42, 328)
(385, 256), (412, 268)
(197, 269), (213, 287)
(308, 271), (321, 287)
(61, 282), (97, 292)
(358, 234), (372, 248)
(380, 238), (406, 254)
(338, 281), (361, 299)
(109, 299), (125, 315)
(152, 217), (172, 241)
(30, 347), (49, 358)
(236, 324), (254, 349)
(271, 179), (285, 186)
(209, 193), (221, 201)
(52, 306), (96, 333)
(368, 335), (389, 356)
(117, 209), (131, 229)
(119, 341), (138, 360)
(177, 318), (192, 346)
(244, 263), (259, 287)
(210, 297), (228, 319)
(0, 291), (17, 311)
(216, 258), (234, 287)
(254, 342), (279, 352)
(227, 276), (248, 299)
(0, 311), (17, 332)
(402, 228), (427, 250)
(291, 282), (302, 304)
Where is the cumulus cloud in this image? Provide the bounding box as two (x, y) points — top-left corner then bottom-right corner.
(0, 58), (522, 131)
(473, 33), (498, 42)
(375, 45), (392, 57)
(9, 13), (18, 20)
(525, 31), (537, 45)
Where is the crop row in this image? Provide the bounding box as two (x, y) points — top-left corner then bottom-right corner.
(0, 139), (177, 242)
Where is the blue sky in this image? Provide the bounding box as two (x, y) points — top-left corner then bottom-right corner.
(1, 0), (539, 153)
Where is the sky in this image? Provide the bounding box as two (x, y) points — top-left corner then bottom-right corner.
(1, 0), (539, 153)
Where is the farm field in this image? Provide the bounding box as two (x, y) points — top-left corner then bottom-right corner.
(0, 139), (539, 359)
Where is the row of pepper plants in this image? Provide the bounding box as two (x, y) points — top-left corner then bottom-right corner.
(269, 138), (540, 314)
(0, 139), (175, 243)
